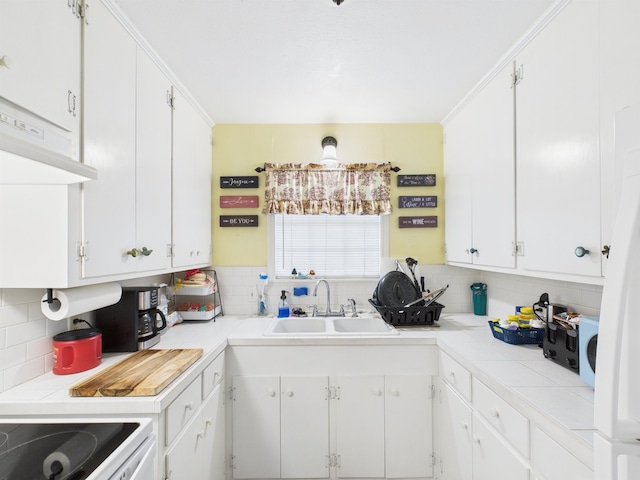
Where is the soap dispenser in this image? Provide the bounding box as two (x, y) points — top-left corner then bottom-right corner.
(278, 290), (290, 318)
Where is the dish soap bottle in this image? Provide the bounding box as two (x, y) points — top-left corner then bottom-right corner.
(278, 290), (290, 318)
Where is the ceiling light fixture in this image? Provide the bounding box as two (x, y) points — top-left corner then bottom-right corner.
(332, 0), (344, 5)
(320, 136), (340, 167)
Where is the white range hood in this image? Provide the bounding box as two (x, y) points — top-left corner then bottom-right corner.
(0, 99), (97, 185)
(0, 147), (97, 185)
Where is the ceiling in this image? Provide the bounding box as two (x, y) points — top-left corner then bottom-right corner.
(114, 0), (556, 125)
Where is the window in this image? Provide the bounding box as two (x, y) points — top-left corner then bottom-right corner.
(271, 214), (387, 278)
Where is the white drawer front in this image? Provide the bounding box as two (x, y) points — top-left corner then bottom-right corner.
(439, 351), (472, 402)
(166, 376), (203, 445)
(202, 352), (225, 399)
(531, 427), (593, 480)
(473, 378), (529, 458)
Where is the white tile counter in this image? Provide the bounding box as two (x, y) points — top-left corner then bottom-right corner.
(0, 312), (595, 467)
(0, 317), (241, 415)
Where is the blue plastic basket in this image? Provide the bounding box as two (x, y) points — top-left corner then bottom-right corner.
(488, 321), (544, 345)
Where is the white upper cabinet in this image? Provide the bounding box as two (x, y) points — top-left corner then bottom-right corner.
(171, 88), (212, 269)
(82, 1), (173, 279)
(0, 0), (209, 288)
(0, 0), (80, 134)
(598, 0), (640, 275)
(81, 0), (137, 278)
(444, 62), (516, 268)
(133, 46), (173, 273)
(515, 0), (601, 277)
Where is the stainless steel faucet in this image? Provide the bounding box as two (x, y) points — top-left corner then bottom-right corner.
(312, 279), (344, 316)
(347, 298), (357, 317)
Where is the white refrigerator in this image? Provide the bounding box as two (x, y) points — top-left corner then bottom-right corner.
(594, 102), (640, 479)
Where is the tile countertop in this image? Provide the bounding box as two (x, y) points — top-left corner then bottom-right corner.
(0, 313), (595, 468)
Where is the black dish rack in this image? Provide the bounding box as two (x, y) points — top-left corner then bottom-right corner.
(369, 299), (444, 326)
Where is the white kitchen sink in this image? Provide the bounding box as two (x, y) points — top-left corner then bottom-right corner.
(264, 316), (398, 336)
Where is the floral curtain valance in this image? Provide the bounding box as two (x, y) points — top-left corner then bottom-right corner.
(262, 162), (393, 215)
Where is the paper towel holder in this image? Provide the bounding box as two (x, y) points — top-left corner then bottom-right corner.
(43, 288), (62, 312)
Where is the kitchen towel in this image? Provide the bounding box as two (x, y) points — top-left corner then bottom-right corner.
(41, 283), (122, 321)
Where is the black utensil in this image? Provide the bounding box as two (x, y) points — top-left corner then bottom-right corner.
(405, 257), (421, 293)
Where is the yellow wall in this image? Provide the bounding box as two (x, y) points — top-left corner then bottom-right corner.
(211, 123), (444, 266)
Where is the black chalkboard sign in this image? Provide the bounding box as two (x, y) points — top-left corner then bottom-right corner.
(397, 174), (436, 187)
(220, 176), (259, 189)
(220, 215), (259, 227)
(399, 216), (438, 228)
(399, 196), (437, 208)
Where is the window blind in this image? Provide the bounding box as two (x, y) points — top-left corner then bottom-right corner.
(274, 214), (381, 278)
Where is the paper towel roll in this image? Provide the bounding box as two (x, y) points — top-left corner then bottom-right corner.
(41, 283), (122, 321)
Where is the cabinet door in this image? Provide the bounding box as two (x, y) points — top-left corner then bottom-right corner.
(0, 0), (80, 132)
(516, 0), (601, 277)
(532, 427), (592, 480)
(171, 89), (212, 268)
(443, 108), (474, 264)
(436, 379), (472, 480)
(281, 376), (330, 479)
(202, 383), (226, 480)
(165, 402), (206, 480)
(599, 0), (640, 275)
(135, 47), (172, 272)
(472, 414), (529, 480)
(335, 375), (385, 478)
(385, 375), (433, 478)
(468, 62), (516, 268)
(232, 376), (280, 479)
(82, 0), (137, 278)
(444, 62), (516, 268)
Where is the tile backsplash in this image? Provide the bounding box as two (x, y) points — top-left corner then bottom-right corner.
(0, 267), (603, 393)
(0, 288), (68, 393)
(213, 265), (481, 316)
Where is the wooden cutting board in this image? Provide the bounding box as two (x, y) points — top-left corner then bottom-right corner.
(69, 348), (203, 397)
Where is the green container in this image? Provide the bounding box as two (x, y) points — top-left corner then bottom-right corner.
(470, 283), (487, 316)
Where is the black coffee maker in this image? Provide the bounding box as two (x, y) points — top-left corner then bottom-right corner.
(95, 286), (167, 352)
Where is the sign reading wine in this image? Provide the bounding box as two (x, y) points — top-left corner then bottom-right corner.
(399, 216), (438, 228)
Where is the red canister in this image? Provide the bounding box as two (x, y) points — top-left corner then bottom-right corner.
(52, 328), (102, 375)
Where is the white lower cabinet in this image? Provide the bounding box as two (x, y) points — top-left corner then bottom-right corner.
(232, 374), (432, 480)
(436, 351), (593, 480)
(335, 375), (385, 478)
(384, 375), (434, 479)
(229, 345), (436, 480)
(436, 352), (529, 480)
(231, 376), (284, 479)
(163, 352), (225, 480)
(472, 413), (529, 480)
(436, 379), (472, 480)
(531, 427), (592, 480)
(282, 376), (330, 479)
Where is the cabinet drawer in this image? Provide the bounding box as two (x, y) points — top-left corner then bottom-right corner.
(473, 413), (529, 480)
(166, 376), (203, 445)
(439, 351), (472, 402)
(531, 427), (592, 480)
(202, 352), (225, 399)
(473, 378), (529, 458)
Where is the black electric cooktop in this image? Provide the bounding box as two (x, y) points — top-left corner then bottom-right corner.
(0, 422), (138, 480)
